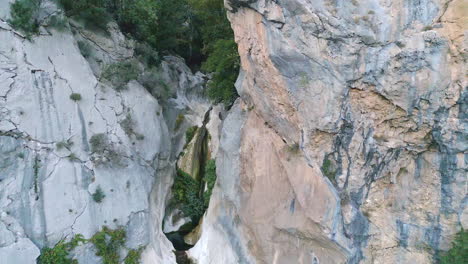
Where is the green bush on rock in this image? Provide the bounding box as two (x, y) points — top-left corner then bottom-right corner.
(8, 0), (40, 37)
(90, 226), (126, 264)
(37, 234), (85, 264)
(102, 60), (140, 90)
(440, 229), (468, 264)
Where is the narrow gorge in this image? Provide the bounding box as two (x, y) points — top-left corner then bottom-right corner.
(0, 0), (466, 264)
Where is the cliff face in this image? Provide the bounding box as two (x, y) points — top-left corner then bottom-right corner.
(0, 1), (215, 263)
(191, 0), (466, 263)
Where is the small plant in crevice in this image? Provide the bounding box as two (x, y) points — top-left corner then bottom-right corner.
(101, 60), (140, 90)
(119, 113), (145, 140)
(287, 142), (300, 155)
(120, 113), (135, 136)
(89, 133), (108, 154)
(175, 114), (185, 131)
(67, 153), (80, 162)
(321, 156), (337, 184)
(56, 139), (74, 150)
(70, 93), (81, 102)
(92, 186), (105, 203)
(17, 152), (25, 159)
(423, 25), (433, 31)
(33, 154), (41, 194)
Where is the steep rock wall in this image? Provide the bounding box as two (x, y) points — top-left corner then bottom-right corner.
(191, 0), (467, 263)
(0, 1), (211, 263)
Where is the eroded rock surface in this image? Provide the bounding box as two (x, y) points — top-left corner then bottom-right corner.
(191, 0), (467, 263)
(0, 1), (211, 263)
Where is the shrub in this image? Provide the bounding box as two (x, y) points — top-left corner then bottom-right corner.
(56, 139), (73, 150)
(77, 41), (92, 58)
(120, 113), (135, 136)
(202, 159), (216, 207)
(287, 143), (300, 154)
(172, 169), (205, 222)
(89, 133), (108, 154)
(92, 186), (105, 203)
(8, 0), (40, 37)
(69, 93), (82, 101)
(203, 39), (240, 106)
(190, 0), (240, 106)
(175, 114), (185, 131)
(58, 0), (111, 30)
(440, 229), (468, 264)
(102, 60), (140, 90)
(134, 42), (160, 68)
(138, 69), (172, 101)
(321, 157), (337, 184)
(185, 126), (198, 144)
(48, 15), (69, 31)
(124, 248), (143, 264)
(68, 153), (80, 162)
(37, 234), (85, 264)
(90, 226), (126, 264)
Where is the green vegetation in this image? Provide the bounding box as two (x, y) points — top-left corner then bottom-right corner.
(33, 154), (40, 194)
(67, 153), (80, 162)
(92, 186), (106, 203)
(37, 234), (85, 264)
(58, 0), (112, 30)
(102, 60), (140, 90)
(56, 139), (73, 150)
(8, 0), (40, 37)
(175, 114), (185, 131)
(202, 159), (216, 207)
(59, 0), (239, 105)
(69, 93), (82, 101)
(120, 113), (135, 136)
(120, 113), (144, 140)
(89, 133), (108, 154)
(172, 169), (205, 222)
(38, 228), (141, 264)
(287, 143), (300, 154)
(321, 157), (336, 184)
(90, 226), (126, 264)
(185, 126), (198, 144)
(47, 15), (69, 31)
(172, 159), (217, 222)
(77, 40), (92, 58)
(138, 68), (171, 101)
(10, 0), (239, 103)
(190, 0), (239, 105)
(124, 248), (143, 264)
(440, 229), (468, 264)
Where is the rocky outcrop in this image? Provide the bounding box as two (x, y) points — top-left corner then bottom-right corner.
(191, 0), (467, 263)
(0, 1), (212, 263)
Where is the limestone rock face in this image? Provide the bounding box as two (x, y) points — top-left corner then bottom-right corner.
(191, 0), (467, 263)
(0, 1), (209, 263)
